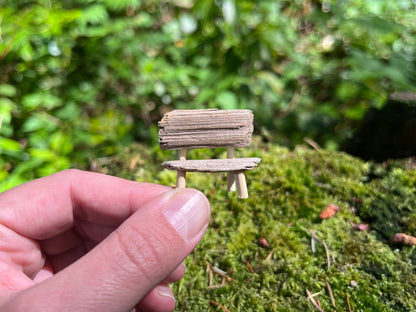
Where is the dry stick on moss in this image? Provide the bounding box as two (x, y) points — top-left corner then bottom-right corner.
(211, 265), (236, 282)
(207, 265), (235, 290)
(317, 298), (323, 310)
(326, 282), (336, 308)
(206, 263), (213, 287)
(243, 260), (254, 273)
(210, 300), (231, 312)
(347, 295), (352, 312)
(306, 290), (325, 312)
(309, 230), (331, 269)
(265, 250), (274, 262)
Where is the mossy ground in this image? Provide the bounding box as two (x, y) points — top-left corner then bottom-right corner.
(102, 139), (416, 311)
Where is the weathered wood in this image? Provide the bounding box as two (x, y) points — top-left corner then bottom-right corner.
(227, 148), (236, 192)
(162, 158), (261, 173)
(159, 109), (254, 150)
(235, 172), (248, 198)
(158, 109), (260, 197)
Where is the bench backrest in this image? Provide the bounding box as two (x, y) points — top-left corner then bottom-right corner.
(158, 109), (254, 150)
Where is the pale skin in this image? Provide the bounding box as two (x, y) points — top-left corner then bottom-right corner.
(0, 169), (211, 311)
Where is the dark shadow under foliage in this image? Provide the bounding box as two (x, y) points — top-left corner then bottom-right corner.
(343, 99), (416, 161)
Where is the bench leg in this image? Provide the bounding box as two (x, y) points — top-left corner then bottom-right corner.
(228, 173), (236, 192)
(235, 171), (248, 199)
(177, 149), (187, 188)
(227, 148), (236, 192)
(177, 170), (186, 188)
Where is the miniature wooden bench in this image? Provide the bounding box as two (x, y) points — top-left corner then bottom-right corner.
(158, 109), (261, 198)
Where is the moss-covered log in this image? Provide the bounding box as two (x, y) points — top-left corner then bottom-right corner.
(102, 139), (416, 311)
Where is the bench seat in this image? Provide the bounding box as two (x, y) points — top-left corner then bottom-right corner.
(162, 158), (261, 173)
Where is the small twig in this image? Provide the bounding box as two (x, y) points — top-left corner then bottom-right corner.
(317, 298), (322, 309)
(265, 250), (274, 262)
(207, 277), (228, 290)
(306, 290), (325, 312)
(311, 236), (316, 253)
(322, 242), (331, 269)
(347, 294), (352, 312)
(326, 282), (336, 308)
(309, 230), (331, 269)
(129, 155), (141, 170)
(303, 137), (321, 151)
(210, 300), (231, 312)
(211, 265), (235, 282)
(0, 114), (3, 134)
(206, 263), (213, 287)
(243, 260), (254, 273)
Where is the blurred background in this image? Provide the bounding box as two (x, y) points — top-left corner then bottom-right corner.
(0, 0), (415, 191)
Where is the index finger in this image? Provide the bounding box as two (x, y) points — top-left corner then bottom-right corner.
(0, 169), (171, 240)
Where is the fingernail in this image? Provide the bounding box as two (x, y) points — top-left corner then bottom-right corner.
(163, 189), (210, 242)
(157, 284), (175, 302)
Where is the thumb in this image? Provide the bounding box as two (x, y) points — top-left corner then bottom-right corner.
(5, 188), (211, 312)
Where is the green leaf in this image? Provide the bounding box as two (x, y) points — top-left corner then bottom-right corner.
(22, 93), (63, 111)
(0, 137), (22, 153)
(22, 113), (58, 133)
(344, 104), (368, 120)
(192, 0), (215, 20)
(215, 91), (238, 110)
(29, 148), (56, 161)
(0, 84), (17, 97)
(0, 98), (14, 114)
(49, 131), (73, 155)
(19, 42), (34, 61)
(104, 0), (141, 11)
(258, 71), (284, 95)
(55, 102), (82, 121)
(78, 4), (109, 26)
(336, 81), (360, 101)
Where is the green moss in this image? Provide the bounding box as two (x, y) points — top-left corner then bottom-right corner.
(105, 140), (416, 311)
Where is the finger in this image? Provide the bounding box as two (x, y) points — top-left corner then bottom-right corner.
(32, 261), (54, 283)
(0, 224), (43, 278)
(40, 229), (83, 255)
(40, 221), (118, 256)
(3, 188), (210, 311)
(47, 241), (96, 273)
(135, 284), (175, 312)
(134, 262), (186, 312)
(0, 169), (171, 240)
(162, 262), (186, 284)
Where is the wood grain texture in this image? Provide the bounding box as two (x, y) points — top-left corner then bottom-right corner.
(158, 109), (254, 150)
(161, 158), (261, 172)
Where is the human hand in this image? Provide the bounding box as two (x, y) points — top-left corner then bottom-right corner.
(0, 169), (211, 312)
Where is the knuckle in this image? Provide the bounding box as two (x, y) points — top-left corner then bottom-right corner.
(113, 225), (170, 283)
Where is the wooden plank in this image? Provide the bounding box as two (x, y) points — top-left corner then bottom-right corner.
(158, 109), (254, 150)
(161, 158), (261, 172)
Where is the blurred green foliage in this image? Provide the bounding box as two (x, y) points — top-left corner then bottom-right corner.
(0, 0), (416, 190)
